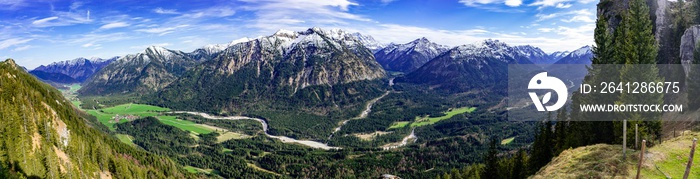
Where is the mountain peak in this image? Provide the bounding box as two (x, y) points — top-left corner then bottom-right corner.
(479, 39), (507, 47)
(274, 29), (297, 37)
(3, 58), (17, 68)
(411, 37), (431, 44)
(145, 46), (173, 56)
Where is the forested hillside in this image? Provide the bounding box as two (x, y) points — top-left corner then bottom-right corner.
(0, 59), (193, 178)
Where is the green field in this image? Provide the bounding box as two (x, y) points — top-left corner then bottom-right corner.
(58, 83), (82, 108)
(84, 103), (213, 134)
(501, 137), (515, 145)
(388, 121), (410, 129)
(157, 116), (214, 135)
(85, 103), (170, 130)
(184, 166), (213, 174)
(412, 107), (476, 127)
(388, 107), (476, 129)
(115, 134), (136, 146)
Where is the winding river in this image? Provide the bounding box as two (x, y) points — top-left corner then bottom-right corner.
(169, 111), (341, 150)
(168, 78), (421, 151)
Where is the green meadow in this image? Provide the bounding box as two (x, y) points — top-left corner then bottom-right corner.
(501, 137), (515, 145)
(388, 107), (476, 129)
(85, 103), (213, 135)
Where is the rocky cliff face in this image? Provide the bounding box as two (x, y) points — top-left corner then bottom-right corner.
(681, 25), (700, 75)
(153, 28), (387, 112)
(374, 37), (449, 73)
(402, 39), (532, 92)
(79, 46), (202, 96)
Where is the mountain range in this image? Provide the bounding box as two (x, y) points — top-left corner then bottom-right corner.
(28, 27), (593, 103)
(30, 57), (117, 83)
(152, 28), (387, 113)
(374, 37), (450, 73)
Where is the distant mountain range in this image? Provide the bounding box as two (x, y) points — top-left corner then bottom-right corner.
(402, 39), (534, 92)
(374, 37), (450, 73)
(30, 57), (117, 83)
(29, 27), (593, 100)
(152, 28), (387, 112)
(553, 46), (593, 64)
(78, 46), (210, 96)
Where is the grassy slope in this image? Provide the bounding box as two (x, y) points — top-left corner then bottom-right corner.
(388, 106), (476, 129)
(532, 131), (700, 178)
(84, 103), (214, 135)
(501, 137), (516, 145)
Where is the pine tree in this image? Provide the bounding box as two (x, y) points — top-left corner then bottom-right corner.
(510, 149), (526, 179)
(592, 15), (614, 65)
(483, 137), (499, 179)
(528, 115), (554, 175)
(554, 107), (568, 155)
(616, 0), (663, 146)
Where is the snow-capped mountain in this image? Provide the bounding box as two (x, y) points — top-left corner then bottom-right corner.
(374, 37), (450, 73)
(402, 39), (533, 92)
(190, 37), (253, 61)
(554, 46), (593, 64)
(549, 51), (570, 62)
(154, 27), (387, 112)
(351, 32), (385, 52)
(513, 45), (550, 64)
(80, 46), (203, 96)
(31, 56), (117, 83)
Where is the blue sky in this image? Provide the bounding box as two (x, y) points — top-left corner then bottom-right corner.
(0, 0), (598, 69)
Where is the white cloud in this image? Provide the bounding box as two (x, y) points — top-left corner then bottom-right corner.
(380, 0), (397, 4)
(536, 9), (592, 22)
(81, 43), (99, 48)
(349, 23), (592, 53)
(555, 3), (572, 8)
(129, 43), (172, 49)
(63, 32), (130, 45)
(154, 7), (179, 14)
(31, 6), (93, 27)
(136, 24), (190, 36)
(562, 15), (594, 23)
(0, 0), (27, 10)
(179, 6), (235, 19)
(505, 0), (522, 7)
(69, 2), (83, 10)
(459, 0), (522, 7)
(32, 16), (59, 25)
(12, 45), (33, 51)
(0, 38), (32, 50)
(529, 0), (571, 8)
(99, 22), (129, 30)
(529, 0), (591, 8)
(537, 28), (555, 32)
(240, 0), (369, 31)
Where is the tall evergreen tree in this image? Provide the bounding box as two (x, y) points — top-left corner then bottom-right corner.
(483, 137), (499, 179)
(554, 107), (569, 155)
(616, 0), (663, 146)
(510, 149), (526, 179)
(528, 113), (554, 175)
